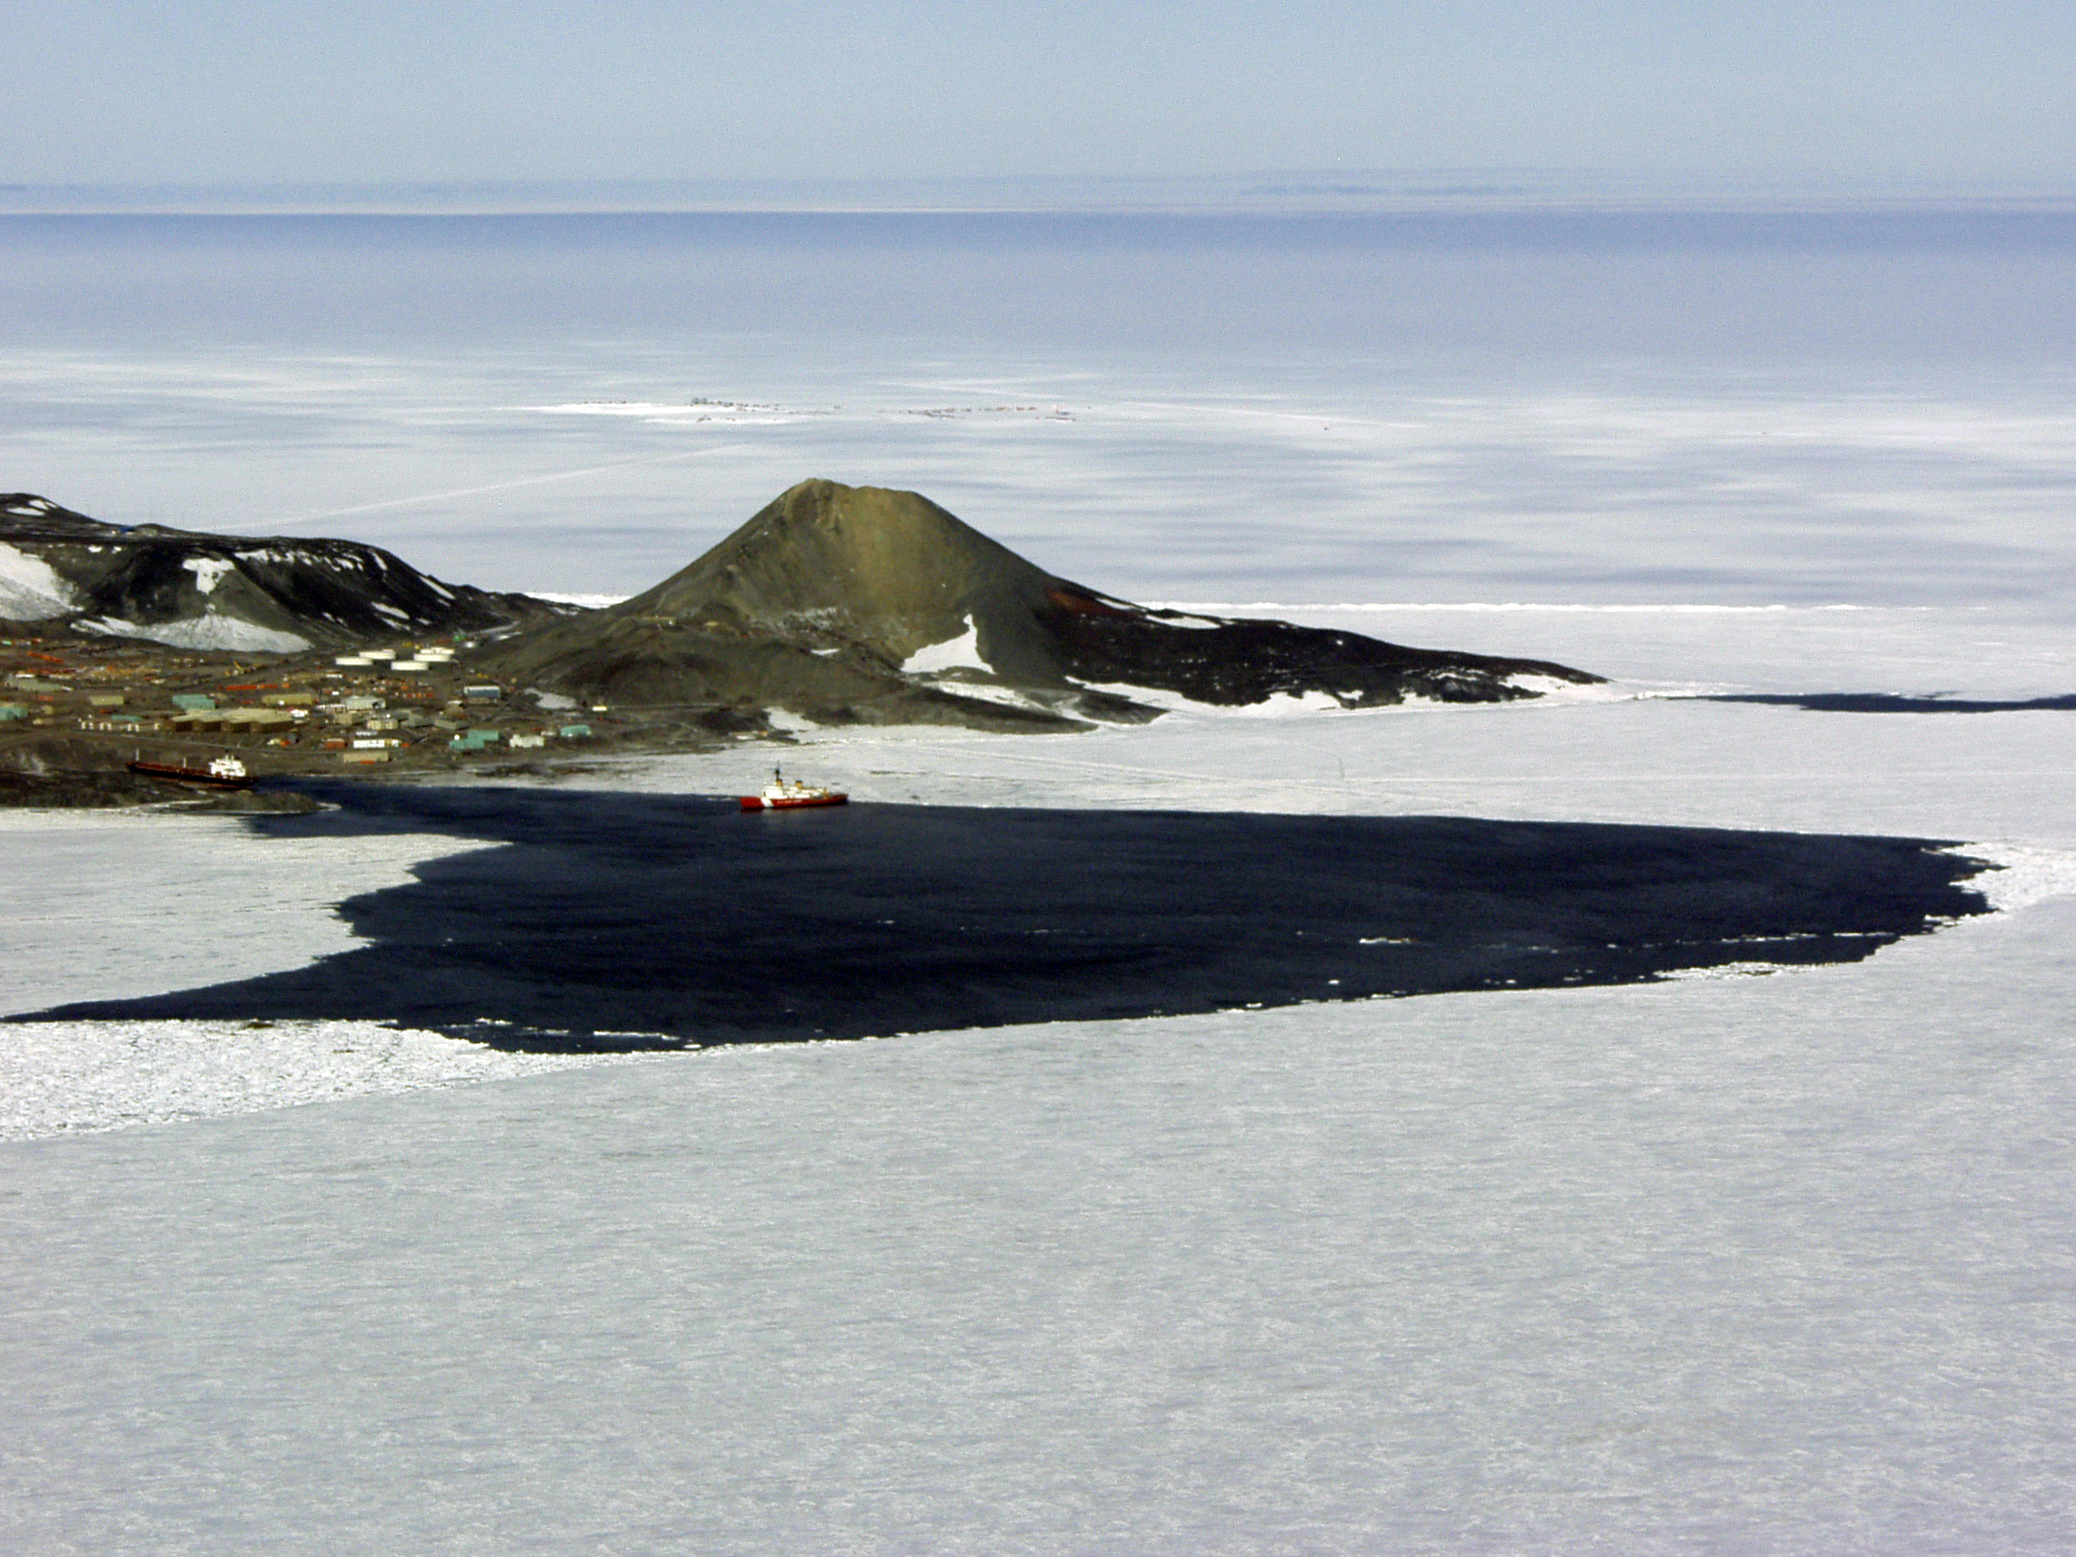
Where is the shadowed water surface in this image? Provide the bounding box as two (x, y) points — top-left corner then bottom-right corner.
(1703, 692), (2076, 713)
(26, 784), (1992, 1048)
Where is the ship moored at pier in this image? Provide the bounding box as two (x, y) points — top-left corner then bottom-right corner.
(125, 754), (256, 790)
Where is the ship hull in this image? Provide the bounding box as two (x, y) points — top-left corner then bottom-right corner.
(127, 760), (256, 790)
(738, 794), (848, 811)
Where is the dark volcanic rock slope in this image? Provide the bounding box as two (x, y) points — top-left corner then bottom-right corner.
(485, 479), (1599, 727)
(0, 493), (550, 650)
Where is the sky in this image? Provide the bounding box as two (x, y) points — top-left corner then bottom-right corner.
(3, 1), (2073, 190)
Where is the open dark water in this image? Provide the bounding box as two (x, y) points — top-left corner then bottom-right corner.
(26, 784), (1993, 1049)
(1705, 693), (2076, 714)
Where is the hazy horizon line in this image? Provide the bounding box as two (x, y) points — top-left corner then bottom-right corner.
(5, 168), (2075, 218)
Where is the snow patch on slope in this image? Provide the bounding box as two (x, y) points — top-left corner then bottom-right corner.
(0, 541), (77, 619)
(79, 613), (312, 653)
(933, 681), (1055, 713)
(1069, 677), (1352, 716)
(531, 591), (628, 609)
(181, 556), (234, 594)
(902, 615), (991, 675)
(1504, 672), (1632, 702)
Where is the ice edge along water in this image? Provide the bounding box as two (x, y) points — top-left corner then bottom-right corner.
(4, 816), (2068, 1143)
(8, 601), (2076, 1141)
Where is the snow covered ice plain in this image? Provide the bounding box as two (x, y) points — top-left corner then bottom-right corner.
(6, 205), (2076, 1552)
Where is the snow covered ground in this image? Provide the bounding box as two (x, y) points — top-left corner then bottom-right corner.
(7, 890), (2073, 1554)
(0, 1019), (667, 1141)
(0, 812), (629, 1138)
(0, 808), (486, 1017)
(5, 604), (2074, 1550)
(7, 209), (2076, 1552)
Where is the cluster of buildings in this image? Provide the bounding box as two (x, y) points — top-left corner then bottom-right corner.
(2, 633), (610, 770)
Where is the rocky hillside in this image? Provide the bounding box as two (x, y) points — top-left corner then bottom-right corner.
(0, 494), (555, 651)
(483, 479), (1600, 728)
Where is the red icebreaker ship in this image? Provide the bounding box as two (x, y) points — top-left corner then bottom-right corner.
(739, 767), (848, 811)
